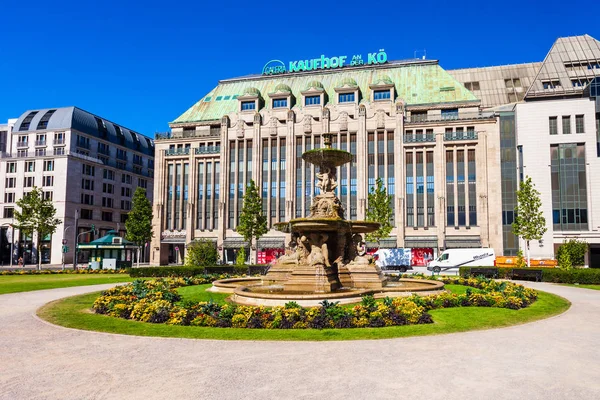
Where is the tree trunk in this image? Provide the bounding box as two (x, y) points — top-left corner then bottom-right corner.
(137, 247), (141, 268)
(526, 240), (531, 268)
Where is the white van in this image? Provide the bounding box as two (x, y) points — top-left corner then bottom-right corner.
(427, 248), (495, 273)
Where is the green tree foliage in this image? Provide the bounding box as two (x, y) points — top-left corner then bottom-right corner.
(236, 180), (268, 263)
(557, 249), (572, 270)
(365, 177), (393, 247)
(515, 249), (526, 269)
(125, 188), (154, 264)
(236, 247), (247, 267)
(185, 239), (220, 267)
(512, 176), (547, 267)
(13, 187), (61, 270)
(556, 239), (588, 268)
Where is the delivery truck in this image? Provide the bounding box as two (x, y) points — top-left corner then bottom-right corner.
(427, 248), (496, 274)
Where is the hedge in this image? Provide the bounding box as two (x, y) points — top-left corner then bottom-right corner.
(128, 265), (270, 278)
(459, 266), (600, 284)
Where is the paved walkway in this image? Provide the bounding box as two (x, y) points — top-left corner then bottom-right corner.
(0, 282), (599, 400)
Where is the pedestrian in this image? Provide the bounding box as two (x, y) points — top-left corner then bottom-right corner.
(18, 257), (23, 267)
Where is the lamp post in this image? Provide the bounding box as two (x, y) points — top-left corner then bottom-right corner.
(74, 225), (95, 270)
(62, 226), (72, 270)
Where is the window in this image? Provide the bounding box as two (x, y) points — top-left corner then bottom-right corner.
(542, 80), (561, 89)
(138, 178), (148, 188)
(25, 161), (35, 172)
(120, 213), (129, 223)
(464, 81), (480, 91)
(43, 191), (53, 201)
(133, 154), (143, 165)
(80, 209), (93, 220)
(42, 176), (53, 187)
(36, 134), (46, 145)
(5, 177), (16, 188)
(19, 111), (38, 131)
(103, 183), (114, 194)
(36, 109), (56, 130)
(101, 211), (113, 222)
(305, 95), (320, 106)
(504, 79), (514, 88)
(35, 148), (46, 157)
(24, 177), (35, 187)
(373, 90), (391, 100)
(549, 116), (558, 135)
(3, 207), (14, 218)
(562, 116), (571, 134)
(148, 159), (154, 169)
(94, 117), (108, 138)
(441, 109), (459, 120)
(121, 200), (131, 210)
(81, 179), (94, 190)
(241, 101), (256, 111)
(133, 166), (142, 174)
(116, 149), (127, 161)
(338, 92), (355, 103)
(122, 174), (132, 184)
(121, 187), (131, 197)
(116, 161), (126, 170)
(43, 160), (54, 171)
(82, 164), (95, 176)
(576, 115), (585, 133)
(6, 162), (16, 173)
(81, 193), (94, 205)
(103, 169), (115, 180)
(54, 132), (65, 145)
(97, 142), (110, 156)
(77, 135), (90, 149)
(272, 98), (287, 108)
(17, 135), (28, 146)
(17, 149), (27, 157)
(54, 148), (64, 155)
(4, 192), (15, 203)
(102, 197), (114, 208)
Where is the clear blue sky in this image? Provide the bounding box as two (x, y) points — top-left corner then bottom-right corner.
(1, 0), (598, 137)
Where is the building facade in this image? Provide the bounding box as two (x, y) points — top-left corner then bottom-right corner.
(151, 57), (503, 265)
(0, 107), (154, 266)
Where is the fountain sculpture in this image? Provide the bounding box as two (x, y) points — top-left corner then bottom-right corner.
(211, 133), (444, 305)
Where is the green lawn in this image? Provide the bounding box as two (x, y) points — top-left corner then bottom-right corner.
(0, 274), (134, 295)
(37, 283), (571, 341)
(561, 284), (600, 291)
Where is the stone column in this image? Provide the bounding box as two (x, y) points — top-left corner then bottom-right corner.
(357, 105), (367, 220)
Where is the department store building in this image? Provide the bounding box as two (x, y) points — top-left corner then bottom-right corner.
(151, 35), (600, 267)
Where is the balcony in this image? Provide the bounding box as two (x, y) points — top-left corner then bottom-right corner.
(444, 131), (478, 141)
(53, 139), (65, 146)
(404, 134), (436, 143)
(406, 111), (495, 124)
(76, 141), (90, 150)
(195, 146), (220, 155)
(16, 141), (28, 148)
(165, 148), (190, 156)
(35, 140), (47, 147)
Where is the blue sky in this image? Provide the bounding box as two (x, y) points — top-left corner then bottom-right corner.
(1, 0), (598, 137)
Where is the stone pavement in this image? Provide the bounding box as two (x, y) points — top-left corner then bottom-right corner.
(0, 282), (599, 399)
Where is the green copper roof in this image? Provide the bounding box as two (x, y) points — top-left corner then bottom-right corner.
(173, 61), (478, 124)
(89, 230), (134, 245)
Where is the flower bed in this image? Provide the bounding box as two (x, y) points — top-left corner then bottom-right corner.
(0, 269), (128, 276)
(92, 276), (538, 329)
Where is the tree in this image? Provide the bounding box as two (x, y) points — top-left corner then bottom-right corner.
(125, 187), (153, 266)
(556, 239), (588, 268)
(185, 239), (219, 267)
(236, 180), (268, 264)
(13, 187), (61, 270)
(512, 176), (547, 267)
(365, 177), (393, 248)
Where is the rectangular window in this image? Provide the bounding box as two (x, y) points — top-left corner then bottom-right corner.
(43, 191), (53, 201)
(35, 148), (46, 157)
(77, 135), (90, 149)
(441, 109), (459, 120)
(373, 90), (391, 100)
(272, 98), (287, 108)
(103, 169), (115, 180)
(102, 183), (114, 194)
(80, 194), (94, 205)
(82, 164), (95, 176)
(17, 135), (28, 145)
(101, 211), (113, 222)
(81, 179), (94, 191)
(36, 134), (46, 145)
(4, 192), (15, 203)
(241, 101), (255, 111)
(43, 160), (54, 171)
(5, 178), (16, 188)
(116, 149), (127, 161)
(549, 116), (558, 135)
(446, 150), (455, 226)
(338, 92), (355, 103)
(122, 174), (132, 184)
(102, 197), (114, 208)
(304, 95), (320, 106)
(6, 162), (16, 173)
(576, 115), (585, 133)
(54, 148), (65, 155)
(121, 200), (131, 210)
(562, 116), (571, 134)
(25, 161), (35, 172)
(23, 177), (35, 187)
(80, 209), (93, 220)
(3, 207), (14, 218)
(121, 187), (131, 197)
(42, 176), (53, 187)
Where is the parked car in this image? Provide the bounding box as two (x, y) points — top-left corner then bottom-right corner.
(427, 248), (496, 273)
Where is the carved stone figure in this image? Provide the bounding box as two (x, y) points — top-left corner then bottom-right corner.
(307, 233), (330, 267)
(376, 110), (385, 129)
(351, 234), (372, 265)
(303, 115), (312, 133)
(316, 167), (337, 194)
(339, 112), (348, 131)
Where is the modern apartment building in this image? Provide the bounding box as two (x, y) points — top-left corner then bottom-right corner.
(0, 107), (154, 266)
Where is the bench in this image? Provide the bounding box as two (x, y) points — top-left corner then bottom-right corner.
(466, 267), (499, 279)
(510, 268), (543, 282)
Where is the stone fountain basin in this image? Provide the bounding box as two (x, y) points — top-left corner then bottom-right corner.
(210, 278), (445, 307)
(287, 219), (380, 234)
(302, 148), (353, 167)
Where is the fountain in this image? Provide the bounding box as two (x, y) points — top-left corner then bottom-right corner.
(211, 133), (444, 306)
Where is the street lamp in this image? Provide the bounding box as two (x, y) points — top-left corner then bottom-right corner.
(1, 221), (14, 268)
(62, 226), (72, 270)
(74, 225), (95, 270)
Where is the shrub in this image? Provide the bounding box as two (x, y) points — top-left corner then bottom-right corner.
(185, 239), (220, 267)
(556, 239), (588, 268)
(557, 249), (572, 270)
(541, 268), (600, 284)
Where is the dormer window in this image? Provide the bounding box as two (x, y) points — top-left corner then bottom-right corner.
(241, 101), (256, 111)
(301, 81), (325, 107)
(305, 95), (321, 106)
(373, 90), (391, 100)
(273, 98), (288, 108)
(338, 92), (355, 103)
